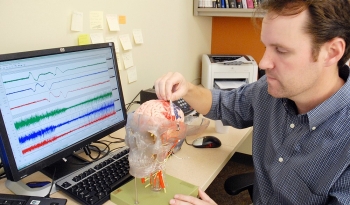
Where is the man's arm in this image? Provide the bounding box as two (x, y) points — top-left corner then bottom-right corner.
(154, 72), (212, 115)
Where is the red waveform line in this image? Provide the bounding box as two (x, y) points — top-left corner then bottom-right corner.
(50, 80), (110, 98)
(21, 110), (116, 154)
(10, 98), (50, 110)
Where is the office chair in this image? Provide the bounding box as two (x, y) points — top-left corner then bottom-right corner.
(224, 171), (255, 201)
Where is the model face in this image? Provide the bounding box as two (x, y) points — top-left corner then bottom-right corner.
(125, 113), (186, 178)
(259, 10), (324, 101)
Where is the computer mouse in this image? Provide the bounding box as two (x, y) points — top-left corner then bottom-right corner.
(192, 136), (221, 148)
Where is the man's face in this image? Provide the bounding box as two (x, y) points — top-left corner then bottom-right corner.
(259, 10), (325, 102)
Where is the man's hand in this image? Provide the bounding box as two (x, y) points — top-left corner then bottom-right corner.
(169, 189), (218, 205)
(154, 72), (189, 101)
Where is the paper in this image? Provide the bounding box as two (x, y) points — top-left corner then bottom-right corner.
(71, 11), (83, 32)
(127, 66), (137, 83)
(119, 34), (132, 50)
(214, 80), (246, 90)
(105, 36), (120, 53)
(119, 15), (126, 24)
(133, 29), (144, 44)
(122, 51), (134, 69)
(106, 14), (120, 31)
(90, 33), (105, 44)
(90, 11), (104, 30)
(116, 53), (123, 70)
(78, 34), (91, 45)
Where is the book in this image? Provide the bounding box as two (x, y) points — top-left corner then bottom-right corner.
(247, 0), (254, 8)
(228, 0), (237, 8)
(221, 0), (226, 8)
(242, 0), (248, 8)
(225, 0), (229, 8)
(217, 0), (221, 8)
(236, 0), (243, 8)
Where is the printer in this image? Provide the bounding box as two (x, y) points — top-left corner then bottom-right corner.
(201, 54), (258, 90)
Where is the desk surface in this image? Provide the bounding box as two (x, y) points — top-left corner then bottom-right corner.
(0, 119), (252, 205)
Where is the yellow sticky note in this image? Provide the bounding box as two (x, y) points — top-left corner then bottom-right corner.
(106, 14), (120, 31)
(71, 11), (83, 32)
(116, 53), (123, 70)
(133, 29), (143, 44)
(119, 15), (126, 24)
(105, 36), (120, 53)
(78, 34), (91, 45)
(119, 34), (132, 50)
(90, 33), (105, 44)
(127, 67), (137, 83)
(122, 51), (134, 69)
(90, 11), (104, 30)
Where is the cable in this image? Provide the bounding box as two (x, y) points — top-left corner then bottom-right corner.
(45, 166), (56, 198)
(91, 141), (111, 160)
(126, 91), (141, 111)
(191, 77), (201, 85)
(0, 174), (6, 180)
(184, 138), (195, 147)
(86, 145), (101, 160)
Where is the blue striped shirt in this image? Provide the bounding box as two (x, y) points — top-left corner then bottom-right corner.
(205, 65), (350, 204)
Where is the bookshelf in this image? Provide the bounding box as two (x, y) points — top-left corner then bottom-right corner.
(193, 0), (261, 17)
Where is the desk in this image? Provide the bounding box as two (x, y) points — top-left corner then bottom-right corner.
(0, 120), (252, 205)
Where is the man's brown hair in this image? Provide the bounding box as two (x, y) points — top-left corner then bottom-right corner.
(256, 0), (350, 67)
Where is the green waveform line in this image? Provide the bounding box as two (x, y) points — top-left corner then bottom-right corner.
(3, 62), (105, 84)
(14, 92), (113, 130)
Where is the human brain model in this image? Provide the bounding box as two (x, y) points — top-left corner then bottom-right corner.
(134, 99), (184, 123)
(126, 99), (186, 180)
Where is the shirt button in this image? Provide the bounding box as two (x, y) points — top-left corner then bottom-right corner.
(279, 157), (284, 162)
(290, 123), (295, 128)
(312, 126), (316, 130)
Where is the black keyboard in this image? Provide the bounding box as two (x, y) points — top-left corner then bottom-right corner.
(0, 193), (67, 205)
(55, 147), (133, 205)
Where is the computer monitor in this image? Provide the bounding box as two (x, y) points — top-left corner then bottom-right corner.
(0, 43), (127, 194)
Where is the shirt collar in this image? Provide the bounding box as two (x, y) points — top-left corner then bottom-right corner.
(283, 65), (350, 130)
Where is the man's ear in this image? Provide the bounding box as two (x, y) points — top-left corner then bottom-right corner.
(323, 37), (345, 67)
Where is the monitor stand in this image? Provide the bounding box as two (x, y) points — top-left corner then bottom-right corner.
(5, 153), (88, 197)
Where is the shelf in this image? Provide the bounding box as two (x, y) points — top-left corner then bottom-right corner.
(193, 0), (263, 17)
(194, 8), (256, 17)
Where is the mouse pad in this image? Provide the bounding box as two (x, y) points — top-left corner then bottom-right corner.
(110, 174), (198, 205)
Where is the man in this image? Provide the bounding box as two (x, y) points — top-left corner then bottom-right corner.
(154, 0), (350, 204)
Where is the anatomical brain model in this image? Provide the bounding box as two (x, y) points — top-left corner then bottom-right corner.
(125, 99), (208, 192)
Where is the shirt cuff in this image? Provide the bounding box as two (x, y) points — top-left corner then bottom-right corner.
(203, 89), (220, 120)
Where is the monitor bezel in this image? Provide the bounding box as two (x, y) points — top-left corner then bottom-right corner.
(0, 43), (127, 181)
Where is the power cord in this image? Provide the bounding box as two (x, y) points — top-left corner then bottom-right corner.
(126, 91), (141, 111)
(45, 166), (56, 198)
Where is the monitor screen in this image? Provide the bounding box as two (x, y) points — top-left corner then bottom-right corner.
(0, 43), (127, 181)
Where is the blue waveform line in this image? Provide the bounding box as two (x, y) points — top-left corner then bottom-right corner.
(6, 82), (46, 96)
(6, 70), (108, 96)
(18, 101), (115, 144)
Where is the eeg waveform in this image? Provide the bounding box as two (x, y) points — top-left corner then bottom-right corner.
(6, 70), (108, 96)
(10, 98), (50, 110)
(3, 62), (105, 84)
(21, 110), (116, 154)
(10, 80), (110, 111)
(18, 101), (115, 144)
(14, 92), (113, 130)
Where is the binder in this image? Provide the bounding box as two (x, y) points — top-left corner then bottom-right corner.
(236, 0), (243, 8)
(221, 0), (226, 8)
(228, 0), (236, 8)
(247, 0), (254, 8)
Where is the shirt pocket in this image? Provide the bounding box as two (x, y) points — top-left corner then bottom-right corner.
(278, 169), (328, 205)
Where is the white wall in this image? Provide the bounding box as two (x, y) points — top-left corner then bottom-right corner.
(0, 0), (212, 108)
